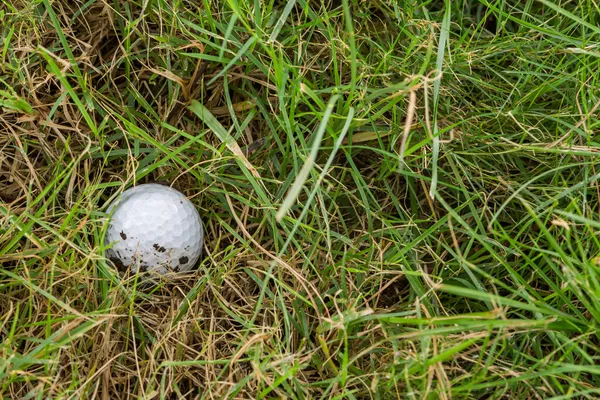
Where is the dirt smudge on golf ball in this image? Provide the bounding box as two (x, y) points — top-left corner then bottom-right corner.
(153, 243), (166, 253)
(109, 256), (127, 272)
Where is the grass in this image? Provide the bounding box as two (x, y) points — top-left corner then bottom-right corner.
(1, 0), (600, 398)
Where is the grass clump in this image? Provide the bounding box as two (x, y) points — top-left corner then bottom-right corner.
(2, 0), (600, 398)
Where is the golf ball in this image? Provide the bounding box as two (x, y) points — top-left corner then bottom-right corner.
(104, 183), (204, 274)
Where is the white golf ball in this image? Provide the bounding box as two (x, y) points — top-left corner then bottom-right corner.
(104, 183), (204, 274)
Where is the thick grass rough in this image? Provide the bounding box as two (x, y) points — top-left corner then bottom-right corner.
(104, 184), (204, 274)
(3, 0), (600, 397)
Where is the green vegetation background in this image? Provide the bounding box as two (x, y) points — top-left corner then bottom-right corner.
(1, 0), (600, 398)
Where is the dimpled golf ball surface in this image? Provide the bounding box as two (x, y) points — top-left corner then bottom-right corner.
(104, 184), (203, 274)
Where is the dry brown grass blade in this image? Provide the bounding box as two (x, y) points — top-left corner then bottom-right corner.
(342, 122), (420, 144)
(208, 97), (278, 116)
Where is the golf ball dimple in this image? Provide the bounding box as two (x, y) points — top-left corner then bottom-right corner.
(104, 183), (204, 274)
